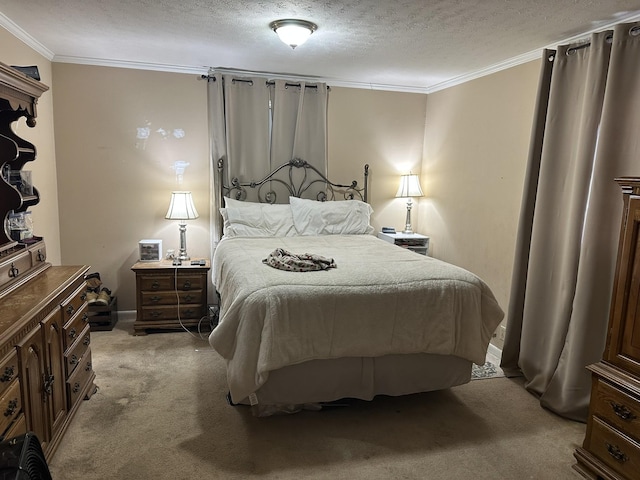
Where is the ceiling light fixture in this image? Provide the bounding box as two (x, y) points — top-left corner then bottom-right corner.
(269, 19), (317, 49)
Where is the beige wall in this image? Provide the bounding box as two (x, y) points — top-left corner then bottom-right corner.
(0, 28), (61, 264)
(51, 64), (210, 311)
(418, 60), (541, 348)
(328, 87), (427, 232)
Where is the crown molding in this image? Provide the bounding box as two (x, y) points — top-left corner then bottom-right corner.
(52, 55), (208, 75)
(0, 13), (54, 60)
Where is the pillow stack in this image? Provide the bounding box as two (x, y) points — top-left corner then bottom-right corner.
(220, 196), (374, 238)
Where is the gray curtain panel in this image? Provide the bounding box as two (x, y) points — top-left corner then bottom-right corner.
(502, 22), (640, 421)
(207, 72), (329, 241)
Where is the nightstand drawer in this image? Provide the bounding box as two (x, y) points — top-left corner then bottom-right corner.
(139, 274), (204, 292)
(589, 416), (640, 478)
(592, 379), (640, 440)
(140, 305), (205, 321)
(141, 290), (204, 306)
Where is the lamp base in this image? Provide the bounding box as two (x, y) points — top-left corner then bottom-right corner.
(403, 199), (415, 235)
(177, 222), (190, 262)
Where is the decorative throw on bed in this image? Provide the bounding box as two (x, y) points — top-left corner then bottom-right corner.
(262, 248), (337, 271)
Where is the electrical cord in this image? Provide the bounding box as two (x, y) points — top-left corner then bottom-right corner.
(174, 265), (210, 341)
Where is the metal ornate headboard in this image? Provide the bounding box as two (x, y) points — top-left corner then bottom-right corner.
(215, 157), (369, 235)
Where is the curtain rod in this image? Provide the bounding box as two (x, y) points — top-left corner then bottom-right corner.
(200, 74), (329, 90)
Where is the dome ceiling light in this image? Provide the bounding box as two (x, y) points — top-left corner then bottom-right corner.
(269, 19), (318, 49)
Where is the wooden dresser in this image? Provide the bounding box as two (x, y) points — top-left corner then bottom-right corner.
(0, 61), (96, 461)
(0, 265), (96, 461)
(131, 259), (210, 335)
(574, 178), (640, 479)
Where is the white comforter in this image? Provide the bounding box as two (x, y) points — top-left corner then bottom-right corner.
(209, 235), (504, 402)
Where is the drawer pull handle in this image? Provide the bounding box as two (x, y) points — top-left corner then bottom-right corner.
(68, 328), (77, 339)
(605, 443), (628, 463)
(82, 313), (89, 322)
(81, 292), (87, 302)
(43, 374), (55, 395)
(85, 362), (92, 372)
(8, 263), (19, 278)
(184, 294), (194, 303)
(183, 309), (194, 316)
(4, 399), (18, 417)
(610, 401), (637, 421)
(0, 365), (15, 382)
(150, 295), (161, 303)
(66, 305), (75, 315)
(73, 382), (80, 394)
(182, 280), (192, 290)
(150, 311), (162, 318)
(36, 249), (45, 262)
(151, 281), (160, 290)
(83, 335), (90, 346)
(70, 355), (79, 366)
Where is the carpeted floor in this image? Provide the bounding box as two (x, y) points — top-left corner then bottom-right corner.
(48, 317), (585, 480)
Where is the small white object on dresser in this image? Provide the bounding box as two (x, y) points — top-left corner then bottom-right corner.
(377, 231), (430, 255)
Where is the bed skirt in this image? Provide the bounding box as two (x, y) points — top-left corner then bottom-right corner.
(234, 352), (472, 416)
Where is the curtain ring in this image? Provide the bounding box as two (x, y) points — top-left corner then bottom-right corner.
(548, 53), (555, 62)
(605, 33), (614, 44)
(630, 25), (640, 37)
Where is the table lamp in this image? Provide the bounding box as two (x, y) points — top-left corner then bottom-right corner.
(395, 174), (424, 234)
(165, 191), (199, 261)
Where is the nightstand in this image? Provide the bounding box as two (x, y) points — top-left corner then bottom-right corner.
(377, 232), (430, 255)
(131, 258), (210, 335)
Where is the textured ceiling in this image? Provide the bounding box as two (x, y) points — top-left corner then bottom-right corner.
(2, 0), (640, 92)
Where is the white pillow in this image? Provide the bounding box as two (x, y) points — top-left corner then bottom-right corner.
(289, 196), (374, 235)
(223, 196), (259, 208)
(220, 203), (296, 237)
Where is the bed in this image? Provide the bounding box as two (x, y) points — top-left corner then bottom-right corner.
(209, 159), (504, 416)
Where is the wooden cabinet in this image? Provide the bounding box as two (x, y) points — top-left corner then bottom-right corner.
(574, 178), (640, 480)
(0, 265), (96, 461)
(132, 259), (210, 335)
(0, 60), (94, 461)
(0, 61), (50, 297)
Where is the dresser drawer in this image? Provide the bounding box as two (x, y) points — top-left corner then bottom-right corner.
(61, 283), (88, 324)
(2, 413), (26, 440)
(592, 379), (640, 440)
(590, 416), (640, 478)
(139, 274), (204, 292)
(141, 289), (204, 306)
(0, 351), (18, 397)
(140, 304), (205, 321)
(65, 324), (91, 378)
(0, 380), (21, 435)
(63, 305), (89, 351)
(28, 240), (46, 266)
(0, 250), (31, 285)
(67, 348), (93, 407)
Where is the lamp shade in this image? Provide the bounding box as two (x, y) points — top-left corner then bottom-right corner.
(395, 174), (424, 198)
(165, 191), (199, 220)
(270, 19), (317, 49)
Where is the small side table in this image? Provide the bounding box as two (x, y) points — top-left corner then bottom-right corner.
(377, 232), (430, 255)
(131, 258), (210, 335)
